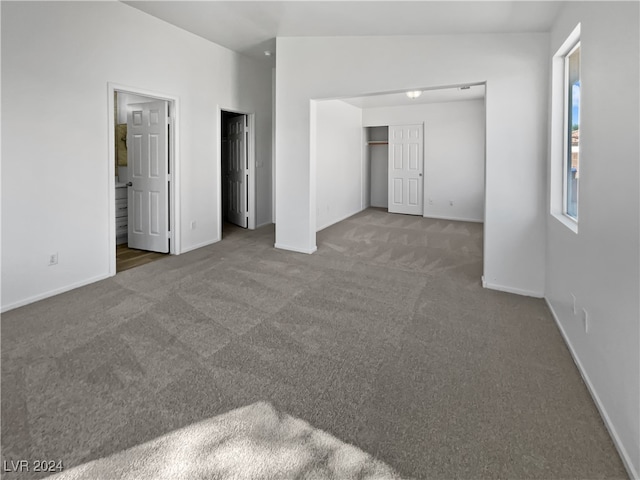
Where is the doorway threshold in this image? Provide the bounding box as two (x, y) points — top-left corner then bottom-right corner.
(116, 244), (167, 273)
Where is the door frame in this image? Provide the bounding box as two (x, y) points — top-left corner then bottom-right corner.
(217, 106), (256, 239)
(107, 83), (180, 276)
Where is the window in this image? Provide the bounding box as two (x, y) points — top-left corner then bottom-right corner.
(551, 24), (581, 232)
(564, 42), (580, 220)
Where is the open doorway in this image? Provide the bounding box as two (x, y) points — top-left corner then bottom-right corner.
(355, 85), (486, 225)
(312, 84), (486, 276)
(109, 86), (179, 274)
(220, 109), (256, 238)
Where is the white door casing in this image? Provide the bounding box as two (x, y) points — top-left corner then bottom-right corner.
(226, 115), (248, 228)
(127, 101), (169, 252)
(388, 124), (424, 215)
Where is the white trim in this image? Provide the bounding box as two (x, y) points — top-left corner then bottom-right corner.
(562, 40), (580, 220)
(256, 220), (274, 229)
(481, 276), (544, 298)
(360, 125), (366, 211)
(247, 114), (256, 230)
(423, 213), (484, 223)
(482, 82), (489, 294)
(309, 100), (318, 248)
(550, 24), (581, 232)
(1, 274), (110, 313)
(107, 83), (181, 275)
(545, 299), (639, 480)
(274, 243), (318, 254)
(107, 89), (117, 276)
(316, 207), (366, 232)
(271, 67), (277, 225)
(551, 211), (578, 234)
(180, 238), (220, 254)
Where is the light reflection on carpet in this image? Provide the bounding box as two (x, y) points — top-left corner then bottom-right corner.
(48, 402), (407, 480)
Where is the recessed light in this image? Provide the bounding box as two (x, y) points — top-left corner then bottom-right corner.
(406, 91), (422, 99)
(264, 51), (272, 57)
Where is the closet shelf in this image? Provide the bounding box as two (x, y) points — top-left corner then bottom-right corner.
(367, 141), (388, 145)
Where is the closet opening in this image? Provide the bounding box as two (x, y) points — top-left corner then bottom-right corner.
(219, 108), (256, 238)
(365, 126), (389, 210)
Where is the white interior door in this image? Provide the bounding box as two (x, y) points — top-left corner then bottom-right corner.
(388, 124), (423, 215)
(127, 101), (169, 252)
(226, 115), (248, 228)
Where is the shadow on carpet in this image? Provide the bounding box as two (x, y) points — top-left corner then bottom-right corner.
(47, 402), (407, 479)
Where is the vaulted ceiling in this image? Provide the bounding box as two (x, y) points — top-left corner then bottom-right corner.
(123, 1), (564, 65)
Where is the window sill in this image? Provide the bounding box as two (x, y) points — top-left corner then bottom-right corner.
(552, 212), (578, 234)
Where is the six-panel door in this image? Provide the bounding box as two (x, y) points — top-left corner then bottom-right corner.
(388, 124), (424, 216)
(127, 101), (169, 253)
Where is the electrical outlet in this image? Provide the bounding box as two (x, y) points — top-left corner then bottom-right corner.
(48, 253), (58, 266)
(191, 221), (196, 230)
(582, 308), (589, 333)
(428, 198), (434, 206)
(571, 293), (576, 315)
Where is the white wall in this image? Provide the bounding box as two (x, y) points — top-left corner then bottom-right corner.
(364, 100), (485, 223)
(236, 57), (273, 230)
(275, 34), (548, 295)
(546, 2), (640, 478)
(313, 100), (363, 231)
(1, 1), (272, 311)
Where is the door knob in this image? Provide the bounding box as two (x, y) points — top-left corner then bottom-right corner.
(126, 182), (133, 187)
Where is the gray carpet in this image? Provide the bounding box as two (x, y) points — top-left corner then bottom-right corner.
(1, 208), (627, 479)
(47, 401), (403, 479)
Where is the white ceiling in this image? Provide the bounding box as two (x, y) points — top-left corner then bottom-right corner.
(340, 83), (485, 109)
(123, 1), (564, 64)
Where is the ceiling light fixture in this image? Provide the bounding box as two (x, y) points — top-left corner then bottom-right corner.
(406, 91), (422, 99)
(264, 50), (272, 57)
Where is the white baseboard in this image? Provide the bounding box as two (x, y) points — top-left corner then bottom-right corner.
(179, 238), (219, 254)
(423, 213), (484, 223)
(545, 298), (639, 480)
(1, 273), (111, 313)
(481, 276), (544, 298)
(316, 207), (366, 232)
(274, 242), (317, 254)
(256, 220), (274, 229)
